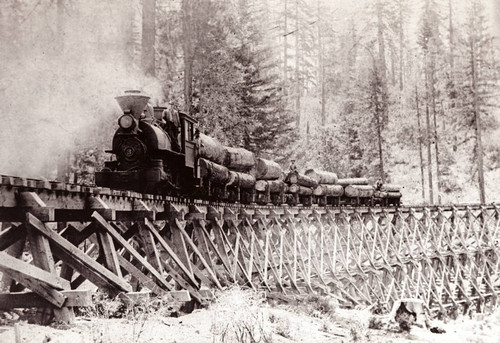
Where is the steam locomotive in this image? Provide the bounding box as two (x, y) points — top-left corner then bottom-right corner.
(95, 91), (402, 207)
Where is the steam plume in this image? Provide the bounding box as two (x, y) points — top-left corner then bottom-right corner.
(0, 0), (163, 179)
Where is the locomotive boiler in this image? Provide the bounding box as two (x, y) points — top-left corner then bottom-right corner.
(96, 91), (402, 207)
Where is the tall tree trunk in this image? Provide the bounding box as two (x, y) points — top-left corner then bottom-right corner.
(349, 19), (357, 69)
(389, 48), (395, 85)
(372, 62), (385, 183)
(321, 62), (326, 125)
(283, 0), (288, 96)
(398, 0), (404, 90)
(306, 121), (310, 145)
(317, 0), (325, 125)
(142, 0), (156, 76)
(430, 60), (441, 203)
(375, 0), (387, 181)
(471, 36), (486, 203)
(376, 0), (388, 128)
(424, 57), (434, 204)
(448, 0), (454, 70)
(295, 0), (300, 128)
(375, 99), (385, 183)
(182, 0), (194, 113)
(494, 0), (500, 50)
(376, 0), (387, 82)
(416, 85), (426, 201)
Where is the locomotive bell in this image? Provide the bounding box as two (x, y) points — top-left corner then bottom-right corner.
(115, 90), (150, 119)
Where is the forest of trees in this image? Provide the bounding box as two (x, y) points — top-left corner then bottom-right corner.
(0, 0), (499, 204)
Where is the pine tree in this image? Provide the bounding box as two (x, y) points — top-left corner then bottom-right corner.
(458, 0), (498, 202)
(282, 0), (316, 132)
(234, 0), (293, 157)
(418, 0), (442, 204)
(367, 53), (387, 182)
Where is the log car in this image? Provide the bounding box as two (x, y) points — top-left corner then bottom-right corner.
(195, 133), (258, 203)
(197, 158), (257, 203)
(373, 184), (402, 206)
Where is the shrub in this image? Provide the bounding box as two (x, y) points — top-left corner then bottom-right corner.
(210, 287), (272, 343)
(299, 294), (338, 317)
(273, 315), (291, 338)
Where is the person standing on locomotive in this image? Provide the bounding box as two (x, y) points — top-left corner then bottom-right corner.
(162, 106), (181, 152)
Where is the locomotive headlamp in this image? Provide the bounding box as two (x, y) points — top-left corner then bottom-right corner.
(118, 114), (135, 130)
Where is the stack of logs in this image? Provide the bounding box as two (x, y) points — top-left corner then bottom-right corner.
(284, 169), (345, 205)
(197, 132), (401, 205)
(198, 133), (256, 189)
(197, 134), (287, 202)
(254, 159), (287, 203)
(375, 184), (403, 201)
(284, 168), (402, 206)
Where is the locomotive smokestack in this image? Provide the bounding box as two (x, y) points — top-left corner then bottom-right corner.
(115, 90), (150, 119)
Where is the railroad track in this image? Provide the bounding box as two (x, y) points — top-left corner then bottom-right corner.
(0, 174), (495, 219)
(0, 174), (499, 324)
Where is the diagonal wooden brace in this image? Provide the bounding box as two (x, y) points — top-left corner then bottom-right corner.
(91, 211), (172, 291)
(0, 251), (68, 307)
(26, 213), (131, 294)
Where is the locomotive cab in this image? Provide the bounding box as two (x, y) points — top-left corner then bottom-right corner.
(179, 111), (197, 168)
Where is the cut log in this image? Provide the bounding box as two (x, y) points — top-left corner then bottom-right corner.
(304, 169), (338, 184)
(223, 147), (255, 171)
(296, 174), (318, 188)
(380, 184), (401, 192)
(313, 184), (344, 197)
(268, 180), (286, 193)
(255, 180), (286, 193)
(239, 173), (255, 189)
(199, 158), (230, 185)
(288, 184), (313, 195)
(386, 191), (402, 198)
(344, 185), (374, 198)
(285, 172), (319, 188)
(198, 134), (226, 165)
(288, 184), (298, 193)
(285, 171), (298, 184)
(255, 158), (283, 180)
(226, 171), (255, 189)
(255, 180), (268, 192)
(374, 191), (388, 198)
(226, 171), (237, 187)
(337, 178), (369, 186)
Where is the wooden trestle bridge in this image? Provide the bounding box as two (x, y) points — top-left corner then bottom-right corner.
(0, 175), (499, 324)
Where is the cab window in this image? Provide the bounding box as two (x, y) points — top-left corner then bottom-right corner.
(187, 122), (194, 141)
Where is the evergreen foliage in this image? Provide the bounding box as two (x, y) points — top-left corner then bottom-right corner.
(155, 0), (292, 157)
(231, 0), (294, 155)
(1, 0), (500, 204)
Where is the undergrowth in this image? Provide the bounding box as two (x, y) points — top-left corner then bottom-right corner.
(210, 287), (273, 343)
(78, 292), (181, 320)
(296, 294), (338, 318)
(78, 291), (183, 343)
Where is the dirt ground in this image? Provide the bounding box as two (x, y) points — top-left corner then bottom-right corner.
(0, 290), (498, 343)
